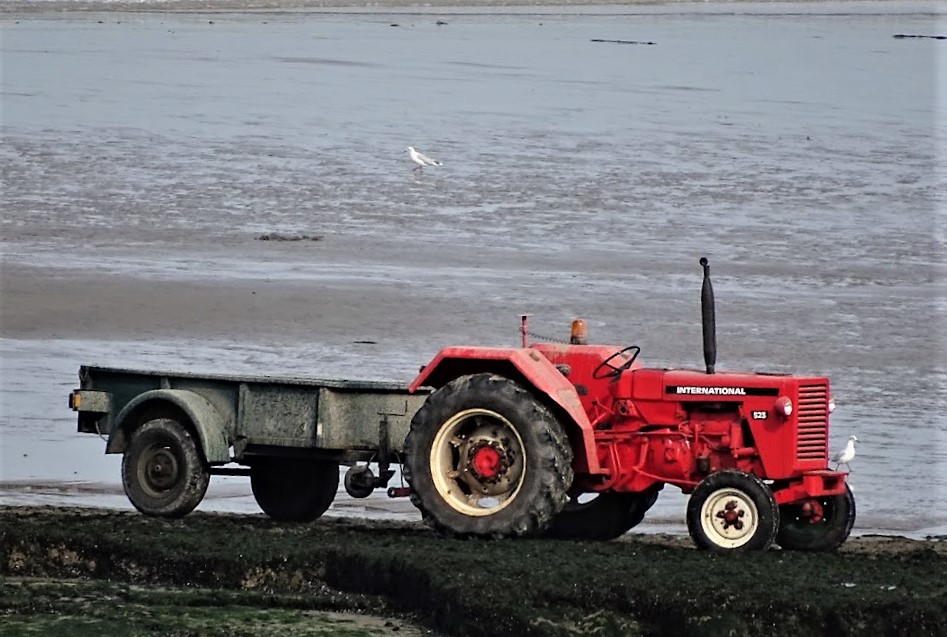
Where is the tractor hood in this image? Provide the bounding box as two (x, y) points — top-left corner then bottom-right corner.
(624, 368), (827, 402)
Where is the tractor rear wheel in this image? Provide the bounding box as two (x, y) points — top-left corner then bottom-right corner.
(403, 373), (573, 538)
(121, 418), (210, 518)
(250, 458), (339, 522)
(545, 487), (661, 541)
(686, 470), (779, 551)
(776, 484), (856, 551)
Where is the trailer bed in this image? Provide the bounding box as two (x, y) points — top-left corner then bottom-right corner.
(75, 365), (429, 461)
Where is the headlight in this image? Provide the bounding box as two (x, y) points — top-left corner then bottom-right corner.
(828, 397), (836, 413)
(775, 396), (793, 417)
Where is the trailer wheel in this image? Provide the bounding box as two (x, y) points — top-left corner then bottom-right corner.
(545, 487), (660, 541)
(686, 470), (778, 551)
(121, 418), (210, 518)
(250, 458), (339, 522)
(403, 373), (573, 538)
(776, 484), (856, 551)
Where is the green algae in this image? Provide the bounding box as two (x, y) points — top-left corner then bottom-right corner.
(0, 578), (430, 637)
(1, 508), (944, 637)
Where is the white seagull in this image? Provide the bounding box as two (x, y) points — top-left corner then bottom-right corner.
(832, 435), (858, 472)
(405, 146), (442, 172)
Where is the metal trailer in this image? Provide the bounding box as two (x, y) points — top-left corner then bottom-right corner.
(70, 366), (430, 520)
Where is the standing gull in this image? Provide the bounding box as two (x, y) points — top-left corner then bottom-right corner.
(832, 435), (858, 472)
(406, 146), (442, 172)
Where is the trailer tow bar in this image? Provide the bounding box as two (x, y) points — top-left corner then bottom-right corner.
(343, 403), (409, 498)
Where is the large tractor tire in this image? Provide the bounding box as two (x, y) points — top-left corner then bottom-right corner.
(776, 484), (856, 551)
(121, 418), (210, 518)
(686, 470), (779, 551)
(545, 487), (661, 541)
(250, 458), (339, 522)
(403, 373), (573, 538)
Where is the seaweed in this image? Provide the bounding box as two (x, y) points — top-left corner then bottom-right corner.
(1, 507), (944, 637)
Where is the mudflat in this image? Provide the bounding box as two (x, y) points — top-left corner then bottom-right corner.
(1, 261), (443, 343)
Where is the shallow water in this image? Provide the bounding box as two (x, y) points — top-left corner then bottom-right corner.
(1, 1), (946, 536)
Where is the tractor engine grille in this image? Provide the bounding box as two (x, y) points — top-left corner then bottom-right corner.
(796, 383), (829, 462)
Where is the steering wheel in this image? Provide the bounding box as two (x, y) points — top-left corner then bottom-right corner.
(592, 345), (641, 379)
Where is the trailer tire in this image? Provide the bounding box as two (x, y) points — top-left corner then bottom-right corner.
(776, 484), (856, 551)
(686, 470), (779, 551)
(545, 487), (661, 541)
(403, 373), (573, 538)
(250, 458), (339, 522)
(121, 418), (210, 518)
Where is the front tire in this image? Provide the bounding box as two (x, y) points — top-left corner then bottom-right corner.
(776, 484), (856, 551)
(545, 487), (661, 541)
(686, 470), (779, 551)
(250, 458), (339, 522)
(403, 373), (573, 538)
(121, 418), (210, 518)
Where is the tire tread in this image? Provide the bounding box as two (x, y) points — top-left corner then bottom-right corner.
(404, 373), (573, 538)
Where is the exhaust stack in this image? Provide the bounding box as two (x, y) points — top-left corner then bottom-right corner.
(700, 257), (717, 374)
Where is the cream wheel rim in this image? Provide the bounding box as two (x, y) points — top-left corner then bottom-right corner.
(429, 408), (526, 517)
(700, 487), (759, 549)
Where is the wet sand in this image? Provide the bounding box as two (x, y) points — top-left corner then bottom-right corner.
(1, 262), (428, 343)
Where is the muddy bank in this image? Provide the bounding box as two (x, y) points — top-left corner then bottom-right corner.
(1, 507), (944, 637)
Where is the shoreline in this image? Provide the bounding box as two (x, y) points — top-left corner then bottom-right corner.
(3, 483), (946, 541)
(2, 503), (947, 546)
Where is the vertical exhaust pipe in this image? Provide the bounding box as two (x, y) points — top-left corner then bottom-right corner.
(700, 257), (716, 374)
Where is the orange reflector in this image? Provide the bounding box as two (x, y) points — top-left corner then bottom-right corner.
(70, 392), (80, 410)
(570, 319), (588, 345)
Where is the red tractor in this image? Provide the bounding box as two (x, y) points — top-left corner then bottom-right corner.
(402, 258), (855, 551)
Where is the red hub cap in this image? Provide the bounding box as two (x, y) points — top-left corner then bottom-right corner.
(800, 499), (825, 524)
(470, 444), (503, 480)
(716, 500), (745, 530)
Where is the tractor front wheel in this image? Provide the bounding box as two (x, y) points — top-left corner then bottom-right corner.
(545, 487), (660, 541)
(403, 373), (573, 538)
(250, 458), (339, 522)
(686, 470), (779, 551)
(121, 418), (210, 518)
(776, 484), (856, 551)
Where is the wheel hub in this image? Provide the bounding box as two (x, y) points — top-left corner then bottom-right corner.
(144, 448), (179, 491)
(799, 499), (825, 524)
(716, 500), (745, 530)
(468, 441), (506, 481)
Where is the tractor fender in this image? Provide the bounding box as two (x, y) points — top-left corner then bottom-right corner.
(107, 389), (230, 464)
(409, 347), (603, 474)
